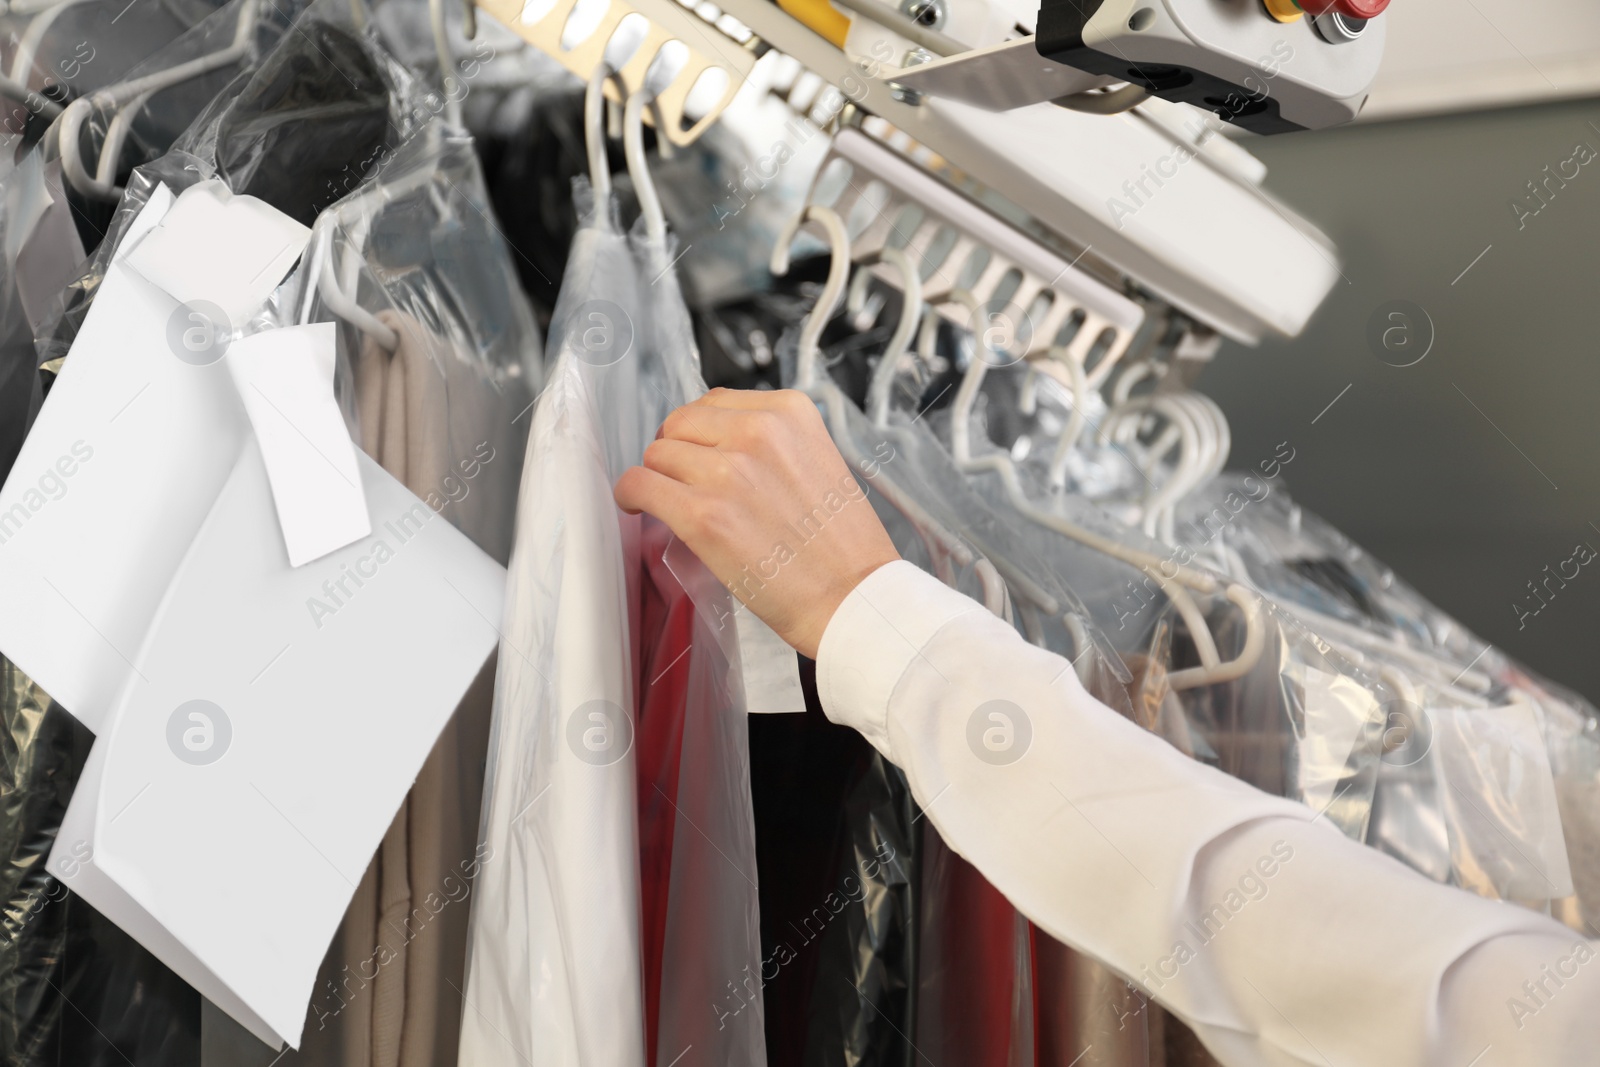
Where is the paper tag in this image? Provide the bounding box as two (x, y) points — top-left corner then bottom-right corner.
(122, 179), (310, 325)
(0, 182), (350, 733)
(50, 436), (505, 1048)
(125, 182), (366, 567)
(735, 606), (806, 714)
(113, 182), (176, 264)
(226, 324), (369, 566)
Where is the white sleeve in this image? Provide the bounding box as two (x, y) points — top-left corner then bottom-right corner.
(815, 560), (1600, 1067)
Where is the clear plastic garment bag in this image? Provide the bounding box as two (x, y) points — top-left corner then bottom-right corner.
(461, 71), (764, 1067)
(6, 0), (540, 1060)
(0, 1), (303, 1062)
(1171, 474), (1600, 933)
(3, 0), (1595, 1061)
(127, 2), (545, 1063)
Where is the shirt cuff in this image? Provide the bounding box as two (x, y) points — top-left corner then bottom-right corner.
(815, 560), (985, 758)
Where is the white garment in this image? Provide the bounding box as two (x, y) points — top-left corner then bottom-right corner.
(816, 560), (1600, 1067)
(459, 219), (646, 1067)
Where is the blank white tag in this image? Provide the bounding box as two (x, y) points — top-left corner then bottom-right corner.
(49, 436), (505, 1049)
(226, 324), (370, 566)
(122, 180), (309, 324)
(735, 606), (805, 714)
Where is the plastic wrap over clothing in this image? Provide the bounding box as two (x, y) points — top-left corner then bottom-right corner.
(911, 390), (1386, 847)
(0, 3), (305, 1063)
(815, 559), (1600, 1067)
(760, 326), (1163, 1067)
(1175, 474), (1600, 933)
(75, 4), (550, 1062)
(632, 231), (766, 1067)
(996, 363), (1592, 929)
(461, 198), (762, 1066)
(0, 154), (81, 478)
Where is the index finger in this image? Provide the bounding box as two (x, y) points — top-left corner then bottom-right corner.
(692, 387), (811, 413)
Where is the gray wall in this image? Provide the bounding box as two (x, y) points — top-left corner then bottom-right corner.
(1197, 97), (1600, 704)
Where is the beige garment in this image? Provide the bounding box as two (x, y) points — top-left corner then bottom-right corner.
(293, 310), (521, 1067)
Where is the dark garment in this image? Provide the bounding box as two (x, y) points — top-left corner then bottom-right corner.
(212, 19), (396, 227)
(750, 657), (917, 1067)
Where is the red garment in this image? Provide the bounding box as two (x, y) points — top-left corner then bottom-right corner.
(634, 517), (696, 1064)
(633, 516), (766, 1066)
(1032, 927), (1154, 1066)
(916, 826), (1027, 1066)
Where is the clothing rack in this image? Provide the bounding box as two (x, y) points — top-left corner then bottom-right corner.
(472, 0), (1342, 347)
(4, 2), (1597, 1065)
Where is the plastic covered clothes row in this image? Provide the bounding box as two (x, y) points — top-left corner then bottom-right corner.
(2, 0), (768, 1062)
(688, 197), (1598, 1063)
(995, 351), (1593, 926)
(1, 0), (1594, 1061)
(0, 0), (544, 1062)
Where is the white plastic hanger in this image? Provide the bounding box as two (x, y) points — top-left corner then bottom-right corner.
(55, 0), (259, 200)
(302, 122), (450, 353)
(303, 24), (576, 356)
(1042, 353), (1090, 490)
(428, 0), (464, 127)
(622, 84), (667, 248)
(1103, 393), (1209, 540)
(934, 287), (1265, 690)
(771, 204), (1007, 609)
(855, 250), (1069, 618)
(1105, 392), (1498, 702)
(846, 247), (920, 428)
(7, 0), (93, 89)
(854, 254), (1135, 658)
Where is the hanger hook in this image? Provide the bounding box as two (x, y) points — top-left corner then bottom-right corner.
(623, 88), (667, 249)
(1044, 344), (1091, 491)
(771, 204), (851, 390)
(941, 288), (988, 452)
(429, 0), (462, 127)
(853, 248), (922, 428)
(585, 62), (625, 209)
(56, 0), (259, 200)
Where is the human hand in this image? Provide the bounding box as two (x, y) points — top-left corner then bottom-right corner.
(614, 388), (900, 659)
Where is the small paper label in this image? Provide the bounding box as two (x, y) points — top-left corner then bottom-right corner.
(735, 606), (806, 714)
(122, 179), (310, 325)
(226, 325), (370, 567)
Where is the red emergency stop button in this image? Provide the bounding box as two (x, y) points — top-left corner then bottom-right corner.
(1295, 0), (1389, 14)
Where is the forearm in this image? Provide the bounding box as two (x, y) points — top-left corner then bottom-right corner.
(817, 560), (1600, 1067)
